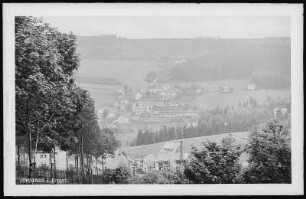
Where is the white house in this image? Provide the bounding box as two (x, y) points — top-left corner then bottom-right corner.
(247, 84), (256, 91)
(143, 141), (189, 171)
(16, 146), (68, 171)
(103, 149), (132, 169)
(107, 112), (116, 119)
(273, 107), (288, 119)
(135, 93), (142, 100)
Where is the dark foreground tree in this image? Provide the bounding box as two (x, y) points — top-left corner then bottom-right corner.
(15, 16), (119, 182)
(185, 141), (242, 184)
(240, 120), (291, 183)
(15, 16), (79, 177)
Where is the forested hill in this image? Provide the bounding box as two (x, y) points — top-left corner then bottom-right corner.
(76, 36), (291, 89)
(76, 35), (289, 61)
(171, 38), (291, 89)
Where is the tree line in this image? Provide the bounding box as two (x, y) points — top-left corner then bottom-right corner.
(131, 97), (290, 146)
(15, 16), (120, 182)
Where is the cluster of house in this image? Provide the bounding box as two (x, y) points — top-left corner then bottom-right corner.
(131, 100), (198, 125)
(138, 83), (177, 101)
(134, 141), (189, 172)
(99, 82), (200, 127)
(218, 83), (257, 93)
(16, 146), (131, 176)
(16, 140), (190, 176)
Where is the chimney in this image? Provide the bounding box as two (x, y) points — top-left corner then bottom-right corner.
(180, 140), (183, 162)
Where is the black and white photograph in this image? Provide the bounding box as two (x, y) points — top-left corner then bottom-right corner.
(3, 3), (304, 196)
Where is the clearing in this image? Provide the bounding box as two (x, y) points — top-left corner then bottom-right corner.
(122, 131), (249, 160)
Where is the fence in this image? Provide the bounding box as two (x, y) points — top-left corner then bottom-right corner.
(16, 165), (106, 184)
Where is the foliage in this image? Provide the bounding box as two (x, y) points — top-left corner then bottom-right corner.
(239, 120), (291, 183)
(165, 170), (190, 184)
(184, 141), (242, 184)
(15, 16), (119, 180)
(222, 133), (236, 149)
(129, 171), (172, 184)
(15, 16), (79, 153)
(101, 166), (131, 184)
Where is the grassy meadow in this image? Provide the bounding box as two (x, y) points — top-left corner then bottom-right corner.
(123, 131), (249, 160)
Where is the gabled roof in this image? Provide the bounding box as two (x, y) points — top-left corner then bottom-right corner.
(104, 149), (132, 169)
(144, 152), (189, 166)
(159, 141), (181, 153)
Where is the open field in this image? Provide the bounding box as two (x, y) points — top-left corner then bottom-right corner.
(122, 131), (249, 159)
(76, 59), (164, 111)
(76, 59), (164, 91)
(77, 83), (122, 111)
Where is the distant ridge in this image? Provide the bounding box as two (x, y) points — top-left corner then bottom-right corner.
(76, 36), (290, 61)
(76, 36), (290, 89)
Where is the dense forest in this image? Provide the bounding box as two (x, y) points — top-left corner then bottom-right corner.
(171, 39), (290, 89)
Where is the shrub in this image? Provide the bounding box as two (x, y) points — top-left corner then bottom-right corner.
(101, 166), (131, 184)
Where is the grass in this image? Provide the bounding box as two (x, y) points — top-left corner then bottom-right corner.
(76, 59), (163, 90)
(122, 131), (249, 160)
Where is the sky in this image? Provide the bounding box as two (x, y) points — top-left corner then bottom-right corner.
(43, 16), (290, 39)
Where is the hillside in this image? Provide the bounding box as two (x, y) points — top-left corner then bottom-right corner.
(76, 36), (291, 89)
(171, 38), (291, 89)
(122, 131), (249, 159)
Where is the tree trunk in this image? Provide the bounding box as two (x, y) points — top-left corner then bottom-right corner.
(28, 127), (32, 179)
(101, 157), (104, 173)
(17, 145), (20, 178)
(32, 128), (40, 177)
(34, 127), (39, 162)
(66, 151), (68, 181)
(80, 135), (84, 183)
(96, 156), (98, 176)
(17, 146), (20, 166)
(75, 154), (78, 183)
(76, 151), (79, 183)
(50, 150), (53, 178)
(90, 154), (93, 184)
(54, 147), (57, 179)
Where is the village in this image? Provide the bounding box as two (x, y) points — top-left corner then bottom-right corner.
(98, 78), (263, 133)
(97, 79), (203, 135)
